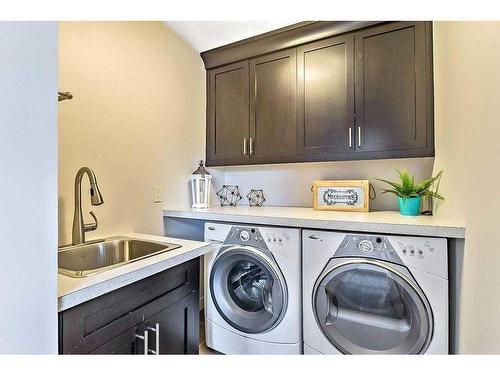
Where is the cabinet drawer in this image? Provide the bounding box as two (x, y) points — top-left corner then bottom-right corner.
(90, 323), (147, 355)
(90, 292), (199, 355)
(59, 258), (199, 354)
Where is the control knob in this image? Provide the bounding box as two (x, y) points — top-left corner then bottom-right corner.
(240, 230), (250, 242)
(358, 240), (374, 253)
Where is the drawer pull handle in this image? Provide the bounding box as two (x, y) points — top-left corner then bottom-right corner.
(135, 329), (148, 355)
(308, 235), (319, 240)
(148, 323), (160, 355)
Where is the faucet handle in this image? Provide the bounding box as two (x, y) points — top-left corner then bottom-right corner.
(84, 211), (98, 232)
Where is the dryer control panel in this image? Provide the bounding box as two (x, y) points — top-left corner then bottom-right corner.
(303, 230), (448, 279)
(334, 235), (403, 264)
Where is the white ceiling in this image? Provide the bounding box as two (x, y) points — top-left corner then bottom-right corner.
(164, 21), (296, 52)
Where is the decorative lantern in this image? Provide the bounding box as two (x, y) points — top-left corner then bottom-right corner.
(190, 160), (212, 209)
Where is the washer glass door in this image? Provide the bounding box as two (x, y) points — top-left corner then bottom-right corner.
(210, 246), (287, 334)
(314, 260), (432, 354)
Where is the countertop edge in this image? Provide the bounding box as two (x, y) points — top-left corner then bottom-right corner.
(163, 208), (466, 239)
(58, 235), (214, 312)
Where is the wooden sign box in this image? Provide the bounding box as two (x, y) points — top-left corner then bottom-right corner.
(312, 180), (370, 212)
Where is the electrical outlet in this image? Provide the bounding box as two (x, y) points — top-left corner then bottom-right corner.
(154, 186), (162, 203)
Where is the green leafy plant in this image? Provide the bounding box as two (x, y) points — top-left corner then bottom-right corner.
(376, 169), (444, 200)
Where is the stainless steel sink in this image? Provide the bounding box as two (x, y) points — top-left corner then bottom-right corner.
(58, 236), (181, 278)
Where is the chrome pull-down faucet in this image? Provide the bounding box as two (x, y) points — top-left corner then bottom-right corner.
(72, 167), (104, 245)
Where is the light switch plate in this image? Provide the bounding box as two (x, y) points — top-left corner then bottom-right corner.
(154, 186), (163, 203)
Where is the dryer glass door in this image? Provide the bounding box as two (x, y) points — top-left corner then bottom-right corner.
(314, 260), (433, 354)
(210, 246), (287, 334)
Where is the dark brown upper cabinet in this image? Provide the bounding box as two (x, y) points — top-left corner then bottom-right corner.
(354, 21), (434, 158)
(297, 34), (354, 160)
(249, 49), (297, 164)
(206, 61), (250, 166)
(202, 21), (434, 166)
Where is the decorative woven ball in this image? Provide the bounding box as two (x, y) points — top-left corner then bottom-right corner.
(246, 189), (266, 207)
(216, 185), (243, 207)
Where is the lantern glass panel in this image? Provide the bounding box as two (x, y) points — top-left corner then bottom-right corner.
(191, 175), (212, 208)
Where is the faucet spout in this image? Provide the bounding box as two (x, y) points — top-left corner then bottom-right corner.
(72, 167), (104, 245)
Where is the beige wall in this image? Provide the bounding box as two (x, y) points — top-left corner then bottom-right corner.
(58, 22), (220, 245)
(433, 21), (500, 353)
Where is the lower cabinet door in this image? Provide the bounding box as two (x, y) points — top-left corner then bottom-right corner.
(91, 323), (148, 355)
(144, 293), (199, 355)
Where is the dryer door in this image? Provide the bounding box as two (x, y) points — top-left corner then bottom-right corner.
(210, 245), (288, 334)
(313, 258), (433, 354)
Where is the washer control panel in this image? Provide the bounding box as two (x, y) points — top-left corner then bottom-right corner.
(215, 225), (299, 258)
(226, 226), (268, 249)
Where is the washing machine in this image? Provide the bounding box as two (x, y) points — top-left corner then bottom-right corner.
(303, 230), (448, 355)
(204, 222), (302, 354)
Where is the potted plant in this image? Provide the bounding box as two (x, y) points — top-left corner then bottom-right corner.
(376, 169), (444, 216)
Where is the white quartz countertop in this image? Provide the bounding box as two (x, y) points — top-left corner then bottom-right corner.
(163, 206), (466, 239)
(58, 233), (214, 312)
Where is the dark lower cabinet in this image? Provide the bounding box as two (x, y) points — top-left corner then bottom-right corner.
(59, 258), (200, 355)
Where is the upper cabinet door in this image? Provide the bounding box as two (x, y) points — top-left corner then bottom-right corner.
(249, 49), (297, 163)
(206, 61), (250, 166)
(354, 22), (434, 156)
(297, 35), (354, 159)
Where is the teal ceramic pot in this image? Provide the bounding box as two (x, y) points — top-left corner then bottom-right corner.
(398, 197), (421, 216)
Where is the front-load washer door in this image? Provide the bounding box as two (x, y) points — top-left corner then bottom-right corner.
(210, 245), (288, 334)
(313, 258), (433, 354)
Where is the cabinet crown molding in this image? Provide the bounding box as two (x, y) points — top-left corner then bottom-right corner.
(200, 21), (384, 69)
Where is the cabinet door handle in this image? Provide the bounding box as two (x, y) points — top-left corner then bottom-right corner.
(147, 323), (160, 355)
(243, 138), (248, 155)
(358, 126), (361, 147)
(135, 329), (148, 355)
(348, 127), (352, 148)
(249, 138), (254, 155)
(308, 234), (319, 240)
